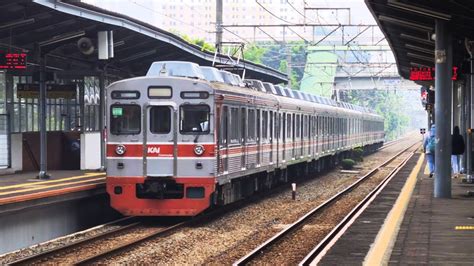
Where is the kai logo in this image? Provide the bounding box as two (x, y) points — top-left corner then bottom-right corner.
(147, 147), (161, 154)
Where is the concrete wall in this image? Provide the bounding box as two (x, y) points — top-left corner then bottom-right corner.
(0, 191), (120, 255)
(11, 133), (22, 172)
(80, 132), (101, 170)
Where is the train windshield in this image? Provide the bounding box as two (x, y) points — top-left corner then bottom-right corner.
(180, 105), (210, 134)
(110, 104), (141, 135)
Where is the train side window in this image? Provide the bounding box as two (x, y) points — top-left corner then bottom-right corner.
(150, 106), (171, 134)
(287, 114), (292, 141)
(179, 104), (210, 134)
(220, 106), (228, 146)
(247, 109), (256, 142)
(262, 111), (268, 141)
(110, 104), (141, 135)
(230, 107), (240, 144)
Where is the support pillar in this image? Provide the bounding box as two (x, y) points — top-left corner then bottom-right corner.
(434, 19), (452, 198)
(99, 72), (106, 171)
(467, 46), (474, 181)
(38, 52), (49, 179)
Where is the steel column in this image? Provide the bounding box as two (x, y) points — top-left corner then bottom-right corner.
(99, 72), (106, 171)
(38, 53), (49, 179)
(434, 20), (452, 198)
(467, 48), (474, 181)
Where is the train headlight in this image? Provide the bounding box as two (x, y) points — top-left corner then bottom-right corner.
(194, 145), (205, 156)
(115, 145), (126, 156)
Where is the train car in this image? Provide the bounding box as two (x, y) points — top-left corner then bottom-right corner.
(106, 61), (384, 216)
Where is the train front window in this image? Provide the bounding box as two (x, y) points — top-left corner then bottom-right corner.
(150, 106), (171, 134)
(180, 105), (210, 134)
(110, 105), (141, 135)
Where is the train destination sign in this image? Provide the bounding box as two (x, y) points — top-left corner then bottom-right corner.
(17, 83), (76, 99)
(409, 66), (458, 81)
(0, 52), (27, 69)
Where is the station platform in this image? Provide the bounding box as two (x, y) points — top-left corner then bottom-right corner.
(317, 152), (474, 265)
(0, 170), (105, 211)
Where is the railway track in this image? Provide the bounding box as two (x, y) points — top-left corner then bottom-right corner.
(7, 140), (409, 265)
(8, 217), (181, 265)
(233, 141), (419, 265)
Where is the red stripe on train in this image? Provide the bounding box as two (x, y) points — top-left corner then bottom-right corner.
(107, 144), (215, 157)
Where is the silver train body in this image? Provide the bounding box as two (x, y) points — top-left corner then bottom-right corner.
(106, 61), (384, 216)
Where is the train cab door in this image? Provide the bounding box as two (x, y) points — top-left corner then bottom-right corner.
(144, 103), (177, 178)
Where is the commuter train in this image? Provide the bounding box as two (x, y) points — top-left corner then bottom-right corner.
(106, 61), (384, 216)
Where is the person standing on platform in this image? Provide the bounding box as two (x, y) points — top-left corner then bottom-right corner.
(424, 124), (436, 178)
(451, 126), (465, 178)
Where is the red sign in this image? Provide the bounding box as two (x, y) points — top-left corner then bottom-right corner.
(0, 53), (27, 69)
(410, 66), (458, 81)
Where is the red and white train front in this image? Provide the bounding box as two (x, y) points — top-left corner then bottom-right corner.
(106, 63), (216, 216)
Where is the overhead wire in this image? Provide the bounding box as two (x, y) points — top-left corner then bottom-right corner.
(255, 0), (295, 25)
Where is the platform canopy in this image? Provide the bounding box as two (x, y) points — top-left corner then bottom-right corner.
(365, 0), (474, 81)
(0, 0), (287, 83)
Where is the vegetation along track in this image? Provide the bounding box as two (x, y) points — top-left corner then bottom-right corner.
(234, 142), (419, 265)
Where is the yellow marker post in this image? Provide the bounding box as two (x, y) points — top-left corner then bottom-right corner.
(364, 153), (425, 265)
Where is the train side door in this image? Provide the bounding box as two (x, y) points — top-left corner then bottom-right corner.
(145, 104), (176, 177)
(219, 106), (229, 173)
(257, 110), (261, 166)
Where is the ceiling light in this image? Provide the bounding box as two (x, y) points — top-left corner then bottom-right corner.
(405, 44), (433, 54)
(387, 0), (451, 21)
(0, 18), (35, 30)
(379, 15), (433, 32)
(407, 52), (433, 62)
(400, 33), (434, 45)
(39, 31), (86, 47)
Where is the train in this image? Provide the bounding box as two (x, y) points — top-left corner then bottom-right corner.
(106, 61), (385, 216)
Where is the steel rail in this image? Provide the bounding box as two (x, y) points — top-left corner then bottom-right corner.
(299, 144), (419, 265)
(233, 142), (418, 266)
(9, 217), (140, 265)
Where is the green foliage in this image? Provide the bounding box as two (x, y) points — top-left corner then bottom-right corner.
(345, 90), (409, 141)
(178, 33), (216, 53)
(352, 147), (364, 162)
(243, 45), (268, 64)
(341, 159), (356, 170)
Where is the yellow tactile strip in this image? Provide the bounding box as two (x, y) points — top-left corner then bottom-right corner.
(363, 153), (425, 265)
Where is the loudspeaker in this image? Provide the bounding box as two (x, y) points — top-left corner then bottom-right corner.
(77, 37), (94, 55)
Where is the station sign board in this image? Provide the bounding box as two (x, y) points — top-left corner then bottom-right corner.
(409, 66), (458, 81)
(0, 52), (27, 70)
(17, 83), (76, 99)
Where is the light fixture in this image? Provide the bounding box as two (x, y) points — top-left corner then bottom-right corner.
(409, 61), (432, 68)
(407, 52), (433, 62)
(0, 18), (35, 30)
(115, 145), (126, 156)
(431, 33), (436, 41)
(120, 49), (156, 63)
(405, 44), (433, 55)
(378, 15), (433, 32)
(194, 145), (205, 156)
(387, 0), (451, 21)
(38, 31), (86, 47)
(400, 33), (434, 45)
